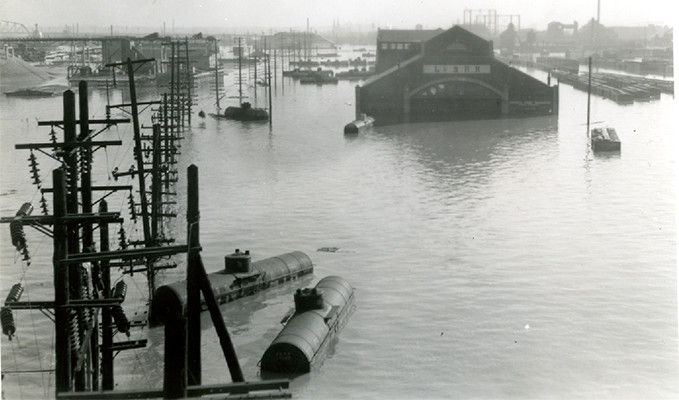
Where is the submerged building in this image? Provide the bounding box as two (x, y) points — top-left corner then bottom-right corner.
(355, 26), (559, 125)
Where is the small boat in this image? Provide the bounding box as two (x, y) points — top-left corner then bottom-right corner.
(220, 102), (269, 121)
(591, 127), (621, 152)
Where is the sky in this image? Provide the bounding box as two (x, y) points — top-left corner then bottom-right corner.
(1, 0), (676, 32)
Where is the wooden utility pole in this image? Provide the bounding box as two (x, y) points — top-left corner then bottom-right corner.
(53, 167), (70, 393)
(587, 57), (592, 135)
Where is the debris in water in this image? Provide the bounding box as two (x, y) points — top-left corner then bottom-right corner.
(317, 247), (341, 253)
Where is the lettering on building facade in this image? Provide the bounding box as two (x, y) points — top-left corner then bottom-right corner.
(423, 65), (491, 74)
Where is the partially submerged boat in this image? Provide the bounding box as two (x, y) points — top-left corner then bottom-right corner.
(591, 127), (621, 152)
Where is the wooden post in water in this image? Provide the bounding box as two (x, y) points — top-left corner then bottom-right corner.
(187, 164), (201, 386)
(587, 57), (592, 135)
(238, 38), (243, 106)
(268, 53), (273, 124)
(164, 316), (187, 398)
(254, 38), (258, 103)
(214, 40), (221, 111)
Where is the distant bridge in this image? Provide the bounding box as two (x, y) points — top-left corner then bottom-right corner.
(0, 20), (32, 36)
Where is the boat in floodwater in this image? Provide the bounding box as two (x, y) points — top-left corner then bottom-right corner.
(591, 126), (621, 152)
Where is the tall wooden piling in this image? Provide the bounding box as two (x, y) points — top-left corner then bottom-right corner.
(164, 315), (188, 398)
(187, 164), (201, 385)
(587, 57), (592, 135)
(268, 54), (273, 125)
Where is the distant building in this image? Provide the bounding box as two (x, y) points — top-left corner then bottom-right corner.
(498, 23), (520, 52)
(578, 19), (618, 47)
(266, 32), (335, 51)
(356, 26), (558, 125)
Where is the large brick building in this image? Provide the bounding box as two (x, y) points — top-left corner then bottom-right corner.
(356, 26), (559, 125)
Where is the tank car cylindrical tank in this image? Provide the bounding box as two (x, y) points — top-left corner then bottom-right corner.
(153, 251), (313, 323)
(260, 276), (355, 374)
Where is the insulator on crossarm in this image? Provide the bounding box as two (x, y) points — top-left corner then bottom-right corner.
(113, 281), (127, 302)
(5, 283), (24, 303)
(49, 126), (57, 144)
(118, 225), (128, 250)
(40, 194), (49, 215)
(1, 307), (16, 340)
(10, 203), (32, 264)
(128, 193), (137, 221)
(111, 305), (130, 336)
(28, 151), (41, 188)
(78, 148), (88, 173)
(10, 220), (26, 252)
(79, 266), (93, 327)
(21, 247), (30, 265)
(68, 309), (81, 351)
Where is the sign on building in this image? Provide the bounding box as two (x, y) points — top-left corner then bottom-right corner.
(423, 65), (491, 74)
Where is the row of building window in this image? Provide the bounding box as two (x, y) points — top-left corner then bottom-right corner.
(380, 42), (413, 50)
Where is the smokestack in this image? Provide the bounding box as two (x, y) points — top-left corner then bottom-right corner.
(597, 0), (600, 23)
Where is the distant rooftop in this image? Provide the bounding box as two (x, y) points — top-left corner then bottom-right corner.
(376, 29), (443, 43)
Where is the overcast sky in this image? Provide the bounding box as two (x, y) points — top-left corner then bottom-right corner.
(2, 0), (676, 31)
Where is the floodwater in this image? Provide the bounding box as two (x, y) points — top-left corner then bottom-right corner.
(0, 61), (677, 399)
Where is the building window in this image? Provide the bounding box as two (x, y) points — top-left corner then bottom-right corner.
(397, 43), (403, 50)
(381, 43), (388, 50)
(404, 43), (411, 50)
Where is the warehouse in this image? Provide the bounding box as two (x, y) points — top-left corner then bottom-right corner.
(356, 26), (559, 125)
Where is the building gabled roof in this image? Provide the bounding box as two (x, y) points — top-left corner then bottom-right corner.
(362, 53), (424, 86)
(376, 29), (444, 43)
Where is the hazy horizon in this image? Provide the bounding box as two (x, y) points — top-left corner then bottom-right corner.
(2, 0), (676, 34)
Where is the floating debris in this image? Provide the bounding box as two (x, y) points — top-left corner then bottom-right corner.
(317, 247), (341, 253)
